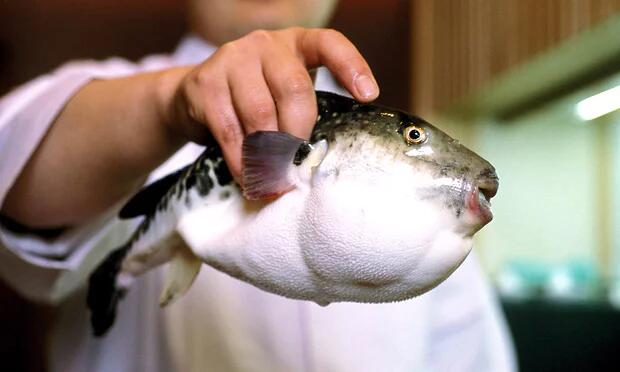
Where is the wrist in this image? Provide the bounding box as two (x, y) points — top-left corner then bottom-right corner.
(154, 66), (194, 145)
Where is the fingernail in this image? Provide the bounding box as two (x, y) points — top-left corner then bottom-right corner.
(354, 74), (378, 100)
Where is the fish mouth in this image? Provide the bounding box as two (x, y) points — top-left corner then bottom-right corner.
(466, 172), (499, 226)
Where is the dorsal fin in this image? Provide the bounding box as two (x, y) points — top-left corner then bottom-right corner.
(315, 90), (357, 120)
(119, 165), (190, 219)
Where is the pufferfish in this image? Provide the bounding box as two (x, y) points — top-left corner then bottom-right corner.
(87, 91), (499, 336)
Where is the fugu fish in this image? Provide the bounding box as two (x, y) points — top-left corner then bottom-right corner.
(87, 91), (499, 336)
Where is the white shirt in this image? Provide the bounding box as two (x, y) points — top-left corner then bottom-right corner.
(0, 36), (516, 372)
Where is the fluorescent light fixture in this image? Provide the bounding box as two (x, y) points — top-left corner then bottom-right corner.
(576, 84), (620, 121)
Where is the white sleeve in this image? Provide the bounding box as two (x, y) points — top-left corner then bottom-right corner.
(0, 57), (170, 303)
(424, 253), (518, 372)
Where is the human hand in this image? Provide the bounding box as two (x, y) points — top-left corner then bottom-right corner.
(159, 27), (379, 181)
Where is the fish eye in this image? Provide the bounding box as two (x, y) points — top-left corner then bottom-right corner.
(403, 125), (427, 145)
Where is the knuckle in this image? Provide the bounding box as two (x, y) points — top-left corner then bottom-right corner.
(247, 29), (273, 43)
(284, 72), (313, 97)
(219, 118), (241, 144)
(248, 100), (276, 125)
(218, 41), (239, 56)
(344, 55), (364, 71)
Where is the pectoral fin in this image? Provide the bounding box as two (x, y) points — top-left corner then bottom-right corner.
(242, 131), (327, 200)
(242, 131), (305, 200)
(159, 245), (202, 307)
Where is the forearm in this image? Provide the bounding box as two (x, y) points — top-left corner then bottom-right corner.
(1, 67), (191, 228)
(1, 28), (379, 229)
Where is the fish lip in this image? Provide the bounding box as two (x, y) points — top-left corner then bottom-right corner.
(465, 176), (498, 226)
(466, 188), (493, 225)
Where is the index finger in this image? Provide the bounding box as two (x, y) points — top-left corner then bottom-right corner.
(291, 28), (380, 102)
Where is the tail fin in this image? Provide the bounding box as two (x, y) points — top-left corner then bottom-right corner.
(87, 244), (131, 337)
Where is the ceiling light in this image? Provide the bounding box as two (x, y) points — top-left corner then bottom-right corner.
(576, 84), (620, 121)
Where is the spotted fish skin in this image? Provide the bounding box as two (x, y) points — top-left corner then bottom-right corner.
(87, 145), (235, 336)
(118, 145), (234, 260)
(88, 90), (499, 337)
(313, 93), (497, 221)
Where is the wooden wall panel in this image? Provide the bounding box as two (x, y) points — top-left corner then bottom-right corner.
(331, 0), (410, 109)
(0, 1), (187, 93)
(0, 0), (409, 107)
(411, 0), (620, 115)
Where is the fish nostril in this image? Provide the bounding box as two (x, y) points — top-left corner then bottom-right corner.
(479, 187), (493, 201)
(476, 167), (499, 201)
(478, 180), (498, 200)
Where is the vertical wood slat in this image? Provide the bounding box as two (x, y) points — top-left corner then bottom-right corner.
(410, 0), (620, 115)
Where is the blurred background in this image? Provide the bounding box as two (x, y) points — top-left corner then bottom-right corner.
(410, 1), (620, 371)
(2, 0), (620, 371)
